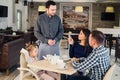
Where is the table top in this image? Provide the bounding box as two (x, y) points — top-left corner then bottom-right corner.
(4, 34), (21, 37)
(27, 60), (77, 75)
(96, 28), (120, 34)
(64, 33), (78, 35)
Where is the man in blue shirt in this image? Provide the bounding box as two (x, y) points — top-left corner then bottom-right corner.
(34, 1), (64, 60)
(72, 30), (110, 80)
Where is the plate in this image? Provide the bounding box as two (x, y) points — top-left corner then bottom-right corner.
(63, 57), (70, 60)
(57, 66), (68, 70)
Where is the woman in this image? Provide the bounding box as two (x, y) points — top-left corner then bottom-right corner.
(68, 28), (92, 58)
(67, 28), (92, 80)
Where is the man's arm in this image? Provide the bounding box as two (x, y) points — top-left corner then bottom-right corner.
(72, 52), (98, 72)
(34, 17), (48, 43)
(54, 17), (64, 42)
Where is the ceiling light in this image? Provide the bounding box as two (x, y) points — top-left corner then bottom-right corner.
(105, 6), (114, 13)
(30, 1), (34, 8)
(75, 6), (83, 12)
(38, 6), (46, 12)
(24, 0), (27, 6)
(15, 0), (19, 3)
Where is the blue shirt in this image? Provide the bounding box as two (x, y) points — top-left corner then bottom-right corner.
(69, 41), (93, 58)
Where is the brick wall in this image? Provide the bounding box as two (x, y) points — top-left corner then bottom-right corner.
(92, 3), (120, 30)
(28, 2), (120, 30)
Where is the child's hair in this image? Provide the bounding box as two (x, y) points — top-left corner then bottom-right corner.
(25, 43), (37, 52)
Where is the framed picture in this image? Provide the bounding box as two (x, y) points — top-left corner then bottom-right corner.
(60, 3), (92, 32)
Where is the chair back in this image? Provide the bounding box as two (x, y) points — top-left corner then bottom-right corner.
(0, 33), (4, 54)
(19, 51), (39, 80)
(20, 52), (28, 68)
(103, 64), (116, 80)
(0, 33), (4, 43)
(115, 38), (120, 62)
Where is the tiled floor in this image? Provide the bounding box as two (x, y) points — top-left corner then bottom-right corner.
(108, 49), (120, 80)
(0, 48), (120, 80)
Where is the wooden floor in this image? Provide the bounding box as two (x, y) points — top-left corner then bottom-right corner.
(0, 48), (120, 80)
(0, 69), (19, 80)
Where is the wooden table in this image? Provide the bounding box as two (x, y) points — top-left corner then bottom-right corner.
(96, 28), (120, 55)
(4, 34), (21, 37)
(4, 34), (21, 39)
(27, 60), (76, 75)
(96, 28), (120, 35)
(64, 33), (78, 37)
(4, 34), (22, 42)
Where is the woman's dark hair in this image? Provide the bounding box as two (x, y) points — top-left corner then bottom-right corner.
(80, 28), (91, 46)
(45, 0), (56, 8)
(91, 30), (105, 44)
(80, 28), (91, 56)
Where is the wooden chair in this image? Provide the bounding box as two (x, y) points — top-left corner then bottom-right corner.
(18, 52), (40, 80)
(115, 38), (120, 62)
(104, 34), (113, 55)
(103, 64), (116, 80)
(0, 33), (4, 54)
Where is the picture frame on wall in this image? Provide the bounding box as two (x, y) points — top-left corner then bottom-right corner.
(60, 3), (92, 32)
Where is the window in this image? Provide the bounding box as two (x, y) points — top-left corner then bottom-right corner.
(17, 10), (22, 30)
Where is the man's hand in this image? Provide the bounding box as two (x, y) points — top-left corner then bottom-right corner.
(48, 39), (55, 46)
(71, 57), (80, 62)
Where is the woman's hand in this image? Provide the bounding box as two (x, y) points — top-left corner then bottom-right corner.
(68, 37), (74, 45)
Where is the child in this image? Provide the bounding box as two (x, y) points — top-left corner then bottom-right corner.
(21, 43), (58, 80)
